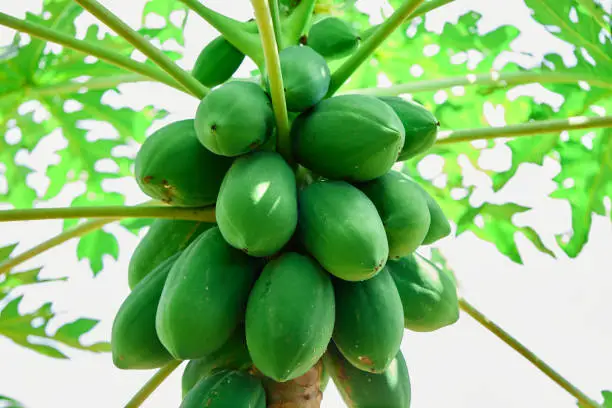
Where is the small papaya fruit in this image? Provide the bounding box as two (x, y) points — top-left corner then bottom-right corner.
(379, 96), (439, 161)
(192, 36), (245, 88)
(135, 119), (232, 206)
(332, 269), (404, 373)
(246, 252), (335, 382)
(195, 81), (275, 157)
(386, 254), (459, 332)
(325, 342), (412, 408)
(307, 17), (359, 60)
(128, 219), (213, 289)
(292, 94), (405, 181)
(111, 253), (179, 370)
(419, 187), (452, 244)
(180, 370), (266, 408)
(358, 170), (431, 259)
(156, 227), (260, 360)
(216, 152), (297, 257)
(297, 181), (388, 281)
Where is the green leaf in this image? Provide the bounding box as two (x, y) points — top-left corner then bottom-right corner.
(76, 229), (119, 275)
(578, 390), (612, 407)
(0, 268), (67, 301)
(0, 395), (25, 408)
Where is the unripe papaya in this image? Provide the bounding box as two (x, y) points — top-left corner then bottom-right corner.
(111, 253), (179, 370)
(195, 81), (275, 157)
(297, 181), (388, 281)
(216, 152), (297, 257)
(156, 227), (260, 359)
(325, 343), (412, 408)
(292, 94), (405, 181)
(180, 370), (266, 408)
(332, 269), (404, 373)
(419, 188), (452, 244)
(379, 96), (439, 161)
(128, 219), (213, 289)
(246, 252), (335, 382)
(307, 17), (359, 60)
(192, 36), (245, 88)
(135, 119), (232, 206)
(358, 170), (431, 259)
(387, 254), (459, 332)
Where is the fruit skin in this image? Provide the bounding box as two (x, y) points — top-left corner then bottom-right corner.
(180, 370), (266, 408)
(379, 96), (439, 161)
(297, 181), (388, 281)
(418, 187), (452, 244)
(325, 342), (411, 408)
(135, 119), (232, 206)
(332, 269), (404, 373)
(195, 81), (275, 157)
(128, 219), (213, 289)
(246, 252), (335, 382)
(216, 152), (297, 257)
(156, 227), (261, 360)
(292, 94), (405, 181)
(307, 17), (359, 60)
(386, 254), (459, 332)
(111, 253), (179, 370)
(358, 170), (431, 259)
(192, 36), (245, 88)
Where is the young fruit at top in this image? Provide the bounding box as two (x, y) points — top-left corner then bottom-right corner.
(216, 152), (298, 257)
(180, 370), (266, 408)
(307, 17), (359, 60)
(135, 119), (232, 206)
(192, 36), (245, 88)
(291, 94), (405, 181)
(195, 81), (275, 157)
(297, 181), (388, 281)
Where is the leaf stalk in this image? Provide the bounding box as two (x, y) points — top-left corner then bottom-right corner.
(124, 360), (182, 408)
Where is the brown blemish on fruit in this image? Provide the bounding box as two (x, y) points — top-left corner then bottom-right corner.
(358, 355), (373, 366)
(143, 175), (153, 184)
(211, 124), (217, 134)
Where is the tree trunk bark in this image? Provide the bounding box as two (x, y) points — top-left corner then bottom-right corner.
(253, 360), (324, 408)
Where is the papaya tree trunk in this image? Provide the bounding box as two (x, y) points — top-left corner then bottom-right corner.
(256, 360), (323, 407)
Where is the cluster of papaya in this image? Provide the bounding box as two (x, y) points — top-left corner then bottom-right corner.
(112, 14), (459, 408)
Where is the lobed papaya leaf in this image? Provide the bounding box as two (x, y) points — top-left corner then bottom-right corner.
(578, 390), (612, 407)
(0, 395), (25, 408)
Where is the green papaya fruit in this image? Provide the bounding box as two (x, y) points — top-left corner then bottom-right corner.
(292, 94), (405, 181)
(192, 36), (245, 88)
(246, 252), (335, 382)
(297, 181), (388, 281)
(135, 119), (232, 206)
(156, 227), (260, 359)
(379, 96), (439, 161)
(272, 45), (330, 111)
(358, 170), (431, 259)
(181, 325), (252, 397)
(195, 81), (275, 157)
(332, 269), (404, 373)
(216, 152), (297, 257)
(419, 188), (452, 244)
(180, 370), (266, 408)
(307, 17), (359, 60)
(386, 254), (459, 332)
(111, 253), (179, 370)
(325, 343), (411, 408)
(128, 219), (213, 289)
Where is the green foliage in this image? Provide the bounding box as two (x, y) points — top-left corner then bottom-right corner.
(0, 395), (24, 408)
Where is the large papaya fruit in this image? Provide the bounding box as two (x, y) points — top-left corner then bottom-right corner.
(325, 343), (412, 408)
(358, 170), (431, 259)
(291, 94), (405, 181)
(156, 227), (260, 359)
(135, 119), (232, 206)
(128, 219), (213, 289)
(307, 17), (359, 60)
(216, 152), (297, 257)
(297, 181), (388, 281)
(386, 254), (459, 332)
(332, 269), (404, 373)
(379, 96), (439, 161)
(192, 36), (245, 88)
(111, 253), (179, 370)
(180, 370), (266, 408)
(246, 252), (335, 382)
(419, 187), (452, 244)
(195, 81), (275, 157)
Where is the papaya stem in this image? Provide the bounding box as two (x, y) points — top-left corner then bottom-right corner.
(250, 0), (293, 163)
(259, 360), (324, 408)
(125, 360), (182, 408)
(435, 115), (612, 145)
(282, 0), (316, 46)
(459, 298), (600, 408)
(74, 0), (208, 99)
(0, 12), (185, 93)
(269, 0), (285, 49)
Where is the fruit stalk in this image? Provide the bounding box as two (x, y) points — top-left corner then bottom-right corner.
(259, 360), (324, 408)
(124, 360), (182, 408)
(282, 0), (317, 45)
(268, 0), (284, 49)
